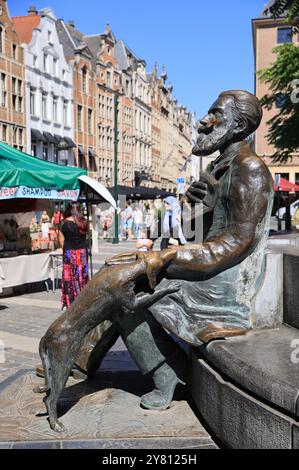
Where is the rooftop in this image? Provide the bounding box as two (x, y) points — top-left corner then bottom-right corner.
(259, 0), (286, 19)
(12, 14), (41, 44)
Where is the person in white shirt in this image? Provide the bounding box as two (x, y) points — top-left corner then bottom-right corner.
(133, 205), (143, 239)
(124, 201), (133, 240)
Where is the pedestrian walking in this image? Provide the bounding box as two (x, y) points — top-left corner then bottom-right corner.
(133, 204), (143, 239)
(161, 196), (187, 250)
(144, 202), (156, 240)
(59, 203), (89, 309)
(124, 201), (133, 240)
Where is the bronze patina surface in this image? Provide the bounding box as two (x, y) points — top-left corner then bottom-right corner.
(37, 90), (274, 432)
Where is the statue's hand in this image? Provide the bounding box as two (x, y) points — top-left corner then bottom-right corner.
(106, 249), (177, 290)
(186, 172), (219, 211)
(138, 249), (177, 289)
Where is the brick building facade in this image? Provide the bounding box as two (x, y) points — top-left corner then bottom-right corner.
(0, 0), (26, 152)
(2, 1), (195, 190)
(56, 19), (97, 176)
(252, 2), (299, 184)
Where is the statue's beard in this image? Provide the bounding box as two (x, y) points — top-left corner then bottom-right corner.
(193, 129), (230, 157)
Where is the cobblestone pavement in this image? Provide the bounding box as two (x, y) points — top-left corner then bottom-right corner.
(0, 240), (137, 383)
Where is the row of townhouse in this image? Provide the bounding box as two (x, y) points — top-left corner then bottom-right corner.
(0, 0), (196, 191)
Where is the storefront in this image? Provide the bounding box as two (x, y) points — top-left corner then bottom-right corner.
(0, 142), (116, 289)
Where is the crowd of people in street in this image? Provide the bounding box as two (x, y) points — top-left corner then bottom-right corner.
(34, 196), (187, 313)
(95, 197), (187, 252)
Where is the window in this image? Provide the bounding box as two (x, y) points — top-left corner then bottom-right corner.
(31, 141), (37, 157)
(276, 172), (289, 181)
(53, 58), (59, 77)
(33, 55), (38, 68)
(107, 71), (111, 88)
(53, 96), (58, 122)
(43, 142), (48, 161)
(16, 80), (22, 112)
(0, 73), (6, 107)
(42, 92), (48, 119)
(82, 67), (88, 94)
(18, 128), (23, 146)
(2, 124), (7, 142)
(62, 69), (66, 81)
(275, 93), (286, 108)
(63, 100), (69, 126)
(0, 27), (3, 54)
(77, 105), (82, 131)
(12, 77), (17, 110)
(88, 109), (93, 134)
(30, 88), (36, 115)
(277, 27), (292, 44)
(48, 31), (52, 43)
(12, 44), (17, 60)
(43, 53), (48, 72)
(13, 128), (17, 146)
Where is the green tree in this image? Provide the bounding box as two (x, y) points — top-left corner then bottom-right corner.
(258, 44), (299, 163)
(264, 0), (299, 32)
(258, 0), (299, 163)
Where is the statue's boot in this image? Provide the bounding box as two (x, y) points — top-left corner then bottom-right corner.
(140, 350), (188, 410)
(113, 306), (190, 411)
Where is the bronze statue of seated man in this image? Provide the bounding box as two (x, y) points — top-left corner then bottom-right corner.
(36, 90), (274, 432)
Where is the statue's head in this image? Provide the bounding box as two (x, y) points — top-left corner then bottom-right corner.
(193, 90), (263, 156)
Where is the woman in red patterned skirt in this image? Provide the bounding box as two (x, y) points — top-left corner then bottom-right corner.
(59, 203), (89, 309)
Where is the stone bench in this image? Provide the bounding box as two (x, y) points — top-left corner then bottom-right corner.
(190, 248), (299, 449)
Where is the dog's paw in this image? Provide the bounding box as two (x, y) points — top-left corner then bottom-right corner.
(50, 420), (67, 433)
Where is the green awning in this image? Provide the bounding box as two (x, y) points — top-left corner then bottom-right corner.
(0, 141), (87, 201)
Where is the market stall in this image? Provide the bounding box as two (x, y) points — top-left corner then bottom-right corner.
(0, 142), (116, 289)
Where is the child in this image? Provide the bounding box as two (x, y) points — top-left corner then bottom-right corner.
(136, 230), (154, 252)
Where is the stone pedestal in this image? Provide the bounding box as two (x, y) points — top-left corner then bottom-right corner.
(0, 368), (217, 449)
(191, 243), (299, 449)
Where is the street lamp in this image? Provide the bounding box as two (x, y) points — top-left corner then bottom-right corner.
(113, 92), (120, 244)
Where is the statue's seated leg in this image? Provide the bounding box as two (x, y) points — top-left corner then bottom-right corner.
(112, 306), (190, 410)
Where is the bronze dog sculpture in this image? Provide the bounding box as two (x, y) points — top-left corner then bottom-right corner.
(36, 251), (179, 432)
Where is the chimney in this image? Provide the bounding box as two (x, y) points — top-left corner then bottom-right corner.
(69, 20), (75, 28)
(28, 6), (38, 16)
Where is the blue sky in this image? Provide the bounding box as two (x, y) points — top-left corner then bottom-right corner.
(9, 0), (267, 117)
